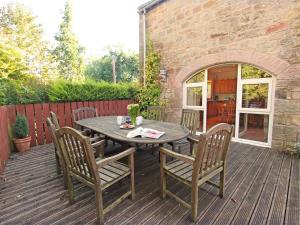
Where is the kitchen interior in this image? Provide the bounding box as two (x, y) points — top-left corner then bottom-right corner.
(206, 64), (237, 129)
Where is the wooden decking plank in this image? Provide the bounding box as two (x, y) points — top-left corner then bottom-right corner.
(213, 149), (275, 225)
(1, 142), (299, 225)
(231, 153), (283, 225)
(284, 157), (300, 225)
(174, 144), (259, 225)
(139, 143), (248, 225)
(25, 151), (157, 224)
(48, 152), (160, 225)
(142, 143), (256, 225)
(266, 155), (292, 225)
(194, 146), (268, 225)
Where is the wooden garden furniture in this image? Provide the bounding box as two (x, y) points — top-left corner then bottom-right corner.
(55, 127), (136, 225)
(72, 107), (98, 123)
(75, 116), (189, 146)
(50, 112), (104, 157)
(145, 106), (165, 121)
(46, 112), (105, 188)
(169, 109), (200, 153)
(160, 123), (234, 221)
(72, 107), (98, 135)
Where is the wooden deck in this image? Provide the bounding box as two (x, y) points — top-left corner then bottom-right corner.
(0, 142), (299, 225)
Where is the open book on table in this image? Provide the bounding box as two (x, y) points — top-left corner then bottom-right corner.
(126, 127), (165, 139)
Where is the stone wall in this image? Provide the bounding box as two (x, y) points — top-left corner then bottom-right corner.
(139, 0), (300, 151)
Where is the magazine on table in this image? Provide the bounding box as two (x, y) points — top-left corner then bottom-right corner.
(126, 127), (165, 139)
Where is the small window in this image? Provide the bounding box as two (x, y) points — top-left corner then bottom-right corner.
(242, 83), (269, 109)
(187, 87), (203, 106)
(241, 65), (272, 79)
(186, 71), (205, 83)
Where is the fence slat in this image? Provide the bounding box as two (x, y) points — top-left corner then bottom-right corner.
(70, 102), (77, 127)
(42, 103), (52, 143)
(16, 104), (26, 116)
(0, 107), (10, 174)
(25, 104), (36, 146)
(57, 103), (66, 127)
(34, 104), (44, 145)
(64, 102), (72, 127)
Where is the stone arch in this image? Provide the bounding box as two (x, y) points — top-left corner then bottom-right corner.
(175, 50), (290, 84)
(171, 50), (291, 109)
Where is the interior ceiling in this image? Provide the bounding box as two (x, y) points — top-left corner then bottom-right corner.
(208, 64), (238, 80)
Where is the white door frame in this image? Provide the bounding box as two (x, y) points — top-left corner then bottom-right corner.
(183, 63), (275, 148)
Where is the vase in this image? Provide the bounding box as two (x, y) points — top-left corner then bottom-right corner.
(131, 116), (137, 125)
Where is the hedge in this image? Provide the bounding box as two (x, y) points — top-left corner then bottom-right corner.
(0, 78), (139, 106)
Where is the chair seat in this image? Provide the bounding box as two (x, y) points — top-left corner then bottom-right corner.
(99, 161), (130, 188)
(164, 159), (223, 183)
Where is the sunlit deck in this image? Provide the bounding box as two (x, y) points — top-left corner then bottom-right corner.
(0, 142), (299, 225)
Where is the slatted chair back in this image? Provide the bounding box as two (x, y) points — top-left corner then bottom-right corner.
(46, 117), (68, 187)
(146, 106), (165, 121)
(72, 107), (98, 123)
(50, 111), (60, 129)
(55, 127), (99, 186)
(193, 123), (233, 177)
(180, 109), (199, 135)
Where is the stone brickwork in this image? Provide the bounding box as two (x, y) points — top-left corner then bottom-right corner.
(139, 0), (300, 151)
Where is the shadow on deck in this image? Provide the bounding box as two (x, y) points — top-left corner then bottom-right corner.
(0, 142), (299, 225)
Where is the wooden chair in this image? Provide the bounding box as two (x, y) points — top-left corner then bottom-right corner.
(55, 127), (135, 225)
(145, 106), (165, 121)
(160, 123), (234, 221)
(72, 107), (98, 133)
(47, 112), (105, 172)
(169, 109), (199, 153)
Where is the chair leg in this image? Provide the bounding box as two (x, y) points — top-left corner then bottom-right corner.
(189, 142), (194, 156)
(160, 154), (166, 199)
(55, 148), (61, 175)
(219, 170), (225, 198)
(191, 185), (198, 222)
(129, 154), (136, 200)
(67, 174), (74, 203)
(95, 188), (104, 225)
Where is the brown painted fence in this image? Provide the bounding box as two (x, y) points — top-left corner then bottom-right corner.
(0, 99), (133, 174)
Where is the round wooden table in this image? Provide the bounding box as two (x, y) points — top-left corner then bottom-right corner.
(75, 116), (189, 145)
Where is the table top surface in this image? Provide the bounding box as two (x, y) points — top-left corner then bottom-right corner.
(75, 116), (189, 144)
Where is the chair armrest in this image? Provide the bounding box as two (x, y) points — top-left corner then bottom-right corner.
(91, 139), (105, 148)
(90, 136), (104, 144)
(160, 147), (194, 164)
(96, 147), (136, 168)
(187, 135), (199, 144)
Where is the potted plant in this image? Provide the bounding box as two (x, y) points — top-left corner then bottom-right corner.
(127, 104), (140, 125)
(13, 114), (31, 152)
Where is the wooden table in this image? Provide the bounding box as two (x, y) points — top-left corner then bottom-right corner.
(75, 116), (189, 145)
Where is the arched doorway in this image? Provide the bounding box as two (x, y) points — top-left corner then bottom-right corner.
(183, 63), (275, 147)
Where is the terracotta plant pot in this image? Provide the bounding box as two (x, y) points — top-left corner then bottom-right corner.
(13, 136), (31, 153)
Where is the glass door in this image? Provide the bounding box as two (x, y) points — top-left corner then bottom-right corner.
(183, 70), (207, 132)
(235, 64), (274, 147)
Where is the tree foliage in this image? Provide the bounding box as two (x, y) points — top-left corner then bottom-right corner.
(137, 39), (163, 111)
(241, 65), (271, 105)
(53, 0), (84, 81)
(85, 47), (139, 82)
(0, 3), (56, 80)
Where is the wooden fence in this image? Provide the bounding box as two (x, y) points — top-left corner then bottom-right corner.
(0, 99), (132, 174)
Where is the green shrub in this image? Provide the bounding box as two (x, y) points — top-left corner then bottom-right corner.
(13, 114), (29, 138)
(0, 77), (138, 106)
(48, 79), (139, 102)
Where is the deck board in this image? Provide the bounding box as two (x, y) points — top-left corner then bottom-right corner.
(0, 142), (299, 225)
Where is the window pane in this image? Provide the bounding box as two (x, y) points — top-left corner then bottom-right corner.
(241, 65), (272, 79)
(186, 71), (205, 83)
(239, 113), (269, 143)
(197, 110), (204, 132)
(242, 83), (268, 109)
(187, 87), (202, 106)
